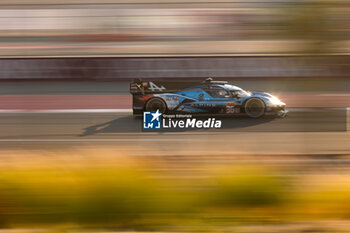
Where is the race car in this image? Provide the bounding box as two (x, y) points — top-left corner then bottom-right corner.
(130, 78), (287, 118)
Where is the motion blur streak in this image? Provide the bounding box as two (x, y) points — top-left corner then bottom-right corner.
(0, 150), (350, 232)
(0, 0), (348, 57)
(1, 0), (350, 233)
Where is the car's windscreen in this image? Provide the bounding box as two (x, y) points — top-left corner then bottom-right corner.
(207, 89), (231, 98)
(231, 90), (251, 97)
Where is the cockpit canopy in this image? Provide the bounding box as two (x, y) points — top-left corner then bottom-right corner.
(204, 84), (251, 98)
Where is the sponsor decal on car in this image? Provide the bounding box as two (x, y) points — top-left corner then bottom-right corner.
(147, 82), (166, 92)
(164, 96), (179, 101)
(190, 103), (217, 108)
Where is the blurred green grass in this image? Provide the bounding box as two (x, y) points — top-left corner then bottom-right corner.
(0, 159), (349, 231)
(0, 164), (200, 229)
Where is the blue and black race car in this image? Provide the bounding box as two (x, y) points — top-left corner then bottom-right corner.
(130, 78), (287, 118)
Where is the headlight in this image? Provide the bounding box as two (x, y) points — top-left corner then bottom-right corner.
(269, 97), (283, 105)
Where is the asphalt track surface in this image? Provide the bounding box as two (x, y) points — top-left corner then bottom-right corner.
(0, 80), (349, 160)
(0, 109), (349, 156)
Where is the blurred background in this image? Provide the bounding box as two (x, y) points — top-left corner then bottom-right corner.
(1, 0), (350, 233)
(0, 0), (349, 57)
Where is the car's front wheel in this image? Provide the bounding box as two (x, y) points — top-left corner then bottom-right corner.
(244, 98), (265, 118)
(145, 98), (167, 113)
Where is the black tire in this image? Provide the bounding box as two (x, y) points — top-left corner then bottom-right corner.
(145, 98), (167, 113)
(244, 98), (265, 118)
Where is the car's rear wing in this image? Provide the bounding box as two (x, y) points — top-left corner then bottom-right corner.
(129, 79), (199, 95)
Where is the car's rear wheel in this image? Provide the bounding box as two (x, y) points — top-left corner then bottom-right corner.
(145, 98), (167, 113)
(244, 98), (265, 118)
